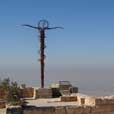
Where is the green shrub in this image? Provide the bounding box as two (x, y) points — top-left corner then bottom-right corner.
(0, 78), (26, 106)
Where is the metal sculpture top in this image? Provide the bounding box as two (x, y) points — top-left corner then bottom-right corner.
(23, 20), (63, 88)
(23, 19), (63, 31)
(38, 20), (49, 29)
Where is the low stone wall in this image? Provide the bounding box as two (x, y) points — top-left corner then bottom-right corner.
(0, 87), (34, 100)
(4, 97), (114, 114)
(95, 98), (114, 105)
(1, 91), (114, 114)
(23, 105), (114, 114)
(76, 94), (114, 106)
(84, 96), (114, 106)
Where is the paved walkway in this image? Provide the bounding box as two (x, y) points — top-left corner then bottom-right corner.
(26, 98), (79, 107)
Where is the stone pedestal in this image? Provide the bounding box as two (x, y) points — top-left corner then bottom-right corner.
(36, 88), (52, 98)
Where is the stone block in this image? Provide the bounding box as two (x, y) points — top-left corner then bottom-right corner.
(0, 89), (7, 99)
(21, 87), (34, 98)
(70, 96), (77, 101)
(81, 98), (85, 105)
(61, 96), (77, 102)
(37, 88), (52, 98)
(0, 101), (6, 109)
(65, 106), (75, 114)
(85, 96), (96, 106)
(91, 105), (114, 113)
(23, 110), (43, 114)
(54, 107), (66, 114)
(61, 96), (66, 102)
(73, 106), (91, 114)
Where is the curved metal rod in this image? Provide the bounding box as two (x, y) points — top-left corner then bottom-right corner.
(22, 24), (63, 30)
(46, 27), (64, 30)
(22, 24), (38, 29)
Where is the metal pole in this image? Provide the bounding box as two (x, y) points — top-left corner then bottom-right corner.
(40, 30), (45, 88)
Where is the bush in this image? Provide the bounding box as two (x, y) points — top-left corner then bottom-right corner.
(0, 78), (26, 106)
(52, 88), (62, 98)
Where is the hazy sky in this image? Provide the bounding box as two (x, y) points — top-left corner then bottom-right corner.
(0, 0), (114, 96)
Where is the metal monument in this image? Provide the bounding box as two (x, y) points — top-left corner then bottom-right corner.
(23, 20), (63, 88)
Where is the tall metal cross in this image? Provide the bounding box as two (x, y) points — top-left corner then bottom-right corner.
(23, 20), (63, 88)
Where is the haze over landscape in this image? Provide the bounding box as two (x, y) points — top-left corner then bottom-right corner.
(0, 0), (114, 96)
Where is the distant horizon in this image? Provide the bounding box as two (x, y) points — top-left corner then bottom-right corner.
(0, 64), (114, 96)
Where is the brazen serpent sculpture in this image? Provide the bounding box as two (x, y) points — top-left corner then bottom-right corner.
(23, 20), (63, 88)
